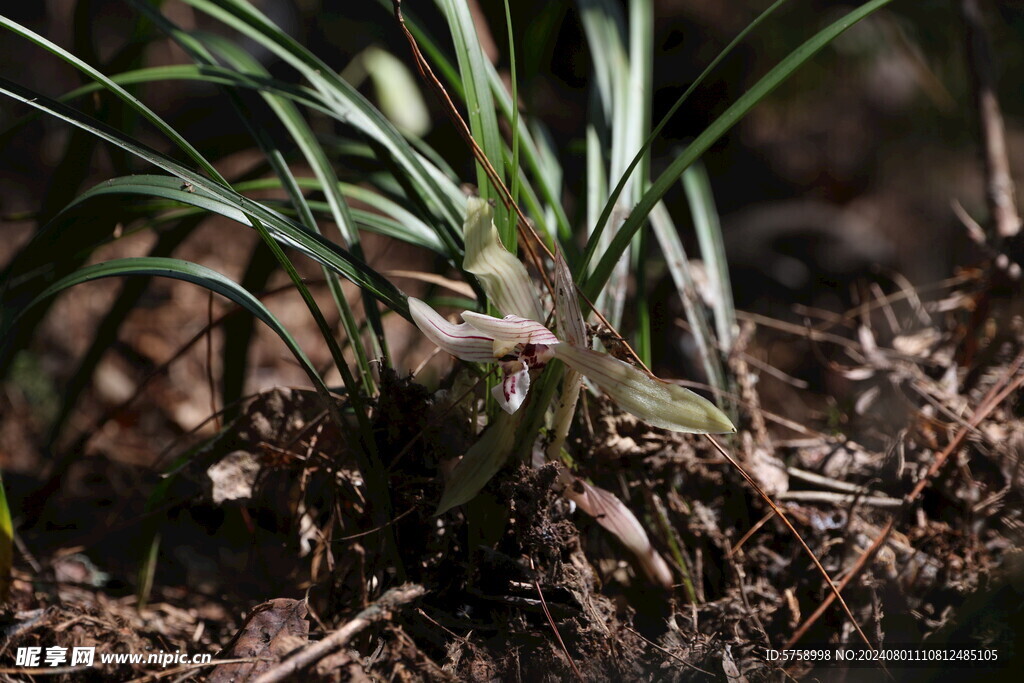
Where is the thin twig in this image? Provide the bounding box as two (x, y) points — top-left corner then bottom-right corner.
(735, 310), (865, 352)
(703, 435), (881, 659)
(529, 556), (584, 682)
(250, 584), (425, 683)
(777, 491), (901, 508)
(786, 467), (885, 495)
(334, 507), (417, 542)
(803, 273), (974, 334)
(729, 511), (775, 557)
(623, 625), (716, 676)
(392, 0), (554, 295)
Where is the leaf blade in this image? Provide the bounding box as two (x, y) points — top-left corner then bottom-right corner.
(583, 0), (895, 300)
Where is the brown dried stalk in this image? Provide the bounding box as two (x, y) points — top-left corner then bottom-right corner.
(962, 0), (1021, 244)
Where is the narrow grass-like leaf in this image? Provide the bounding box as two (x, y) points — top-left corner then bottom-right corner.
(10, 253), (396, 549)
(585, 125), (607, 248)
(579, 0), (790, 281)
(627, 0), (653, 189)
(583, 0), (894, 299)
(8, 258), (324, 390)
(682, 162), (736, 353)
(648, 200), (727, 396)
(45, 63), (355, 131)
(0, 471), (12, 602)
(0, 77), (408, 311)
(0, 15), (224, 183)
(207, 35), (381, 392)
(229, 178), (449, 256)
(502, 0), (521, 230)
(526, 122), (569, 244)
(118, 4), (383, 402)
(136, 532), (160, 611)
(44, 217), (195, 450)
(632, 234), (652, 365)
(626, 0), (654, 362)
(128, 190), (448, 255)
(399, 8), (572, 242)
(177, 0), (465, 247)
(335, 184), (447, 254)
(35, 172), (391, 455)
(436, 0), (510, 247)
(58, 62), (460, 251)
(495, 149), (555, 245)
(578, 0), (622, 126)
(223, 240), (278, 420)
(578, 0), (636, 327)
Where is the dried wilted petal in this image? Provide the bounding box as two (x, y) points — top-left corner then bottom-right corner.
(547, 248), (586, 460)
(552, 248), (586, 347)
(564, 476), (673, 588)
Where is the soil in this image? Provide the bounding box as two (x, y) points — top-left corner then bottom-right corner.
(1, 268), (1022, 681)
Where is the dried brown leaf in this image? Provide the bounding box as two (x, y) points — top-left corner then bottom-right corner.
(209, 598), (310, 683)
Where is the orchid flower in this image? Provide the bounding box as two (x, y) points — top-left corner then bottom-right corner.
(414, 198), (734, 585)
(409, 298), (735, 433)
(410, 199), (734, 434)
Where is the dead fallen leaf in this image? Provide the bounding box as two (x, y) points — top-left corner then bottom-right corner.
(208, 598), (310, 683)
